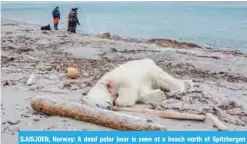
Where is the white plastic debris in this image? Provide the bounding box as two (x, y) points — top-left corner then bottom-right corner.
(27, 73), (35, 86)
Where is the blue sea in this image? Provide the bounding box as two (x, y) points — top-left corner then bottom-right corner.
(1, 1), (247, 51)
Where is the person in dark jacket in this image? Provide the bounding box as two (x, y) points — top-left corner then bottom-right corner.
(67, 8), (73, 32)
(52, 6), (60, 30)
(69, 8), (80, 33)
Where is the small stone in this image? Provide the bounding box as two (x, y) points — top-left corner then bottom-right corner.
(3, 81), (10, 86)
(82, 92), (87, 96)
(56, 65), (60, 71)
(219, 71), (225, 74)
(82, 72), (89, 77)
(111, 48), (118, 52)
(33, 118), (40, 122)
(21, 114), (30, 118)
(63, 82), (71, 88)
(7, 120), (20, 125)
(9, 57), (15, 61)
(70, 85), (78, 90)
(46, 66), (54, 71)
(61, 120), (67, 122)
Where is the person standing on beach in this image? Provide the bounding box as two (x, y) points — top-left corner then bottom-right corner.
(67, 8), (73, 32)
(52, 6), (60, 30)
(69, 8), (80, 33)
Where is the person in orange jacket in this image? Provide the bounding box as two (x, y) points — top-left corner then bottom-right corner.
(67, 8), (73, 32)
(52, 6), (60, 30)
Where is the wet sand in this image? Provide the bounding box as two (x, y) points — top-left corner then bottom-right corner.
(1, 19), (247, 143)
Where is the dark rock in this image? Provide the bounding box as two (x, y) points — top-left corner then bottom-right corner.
(111, 48), (118, 52)
(7, 120), (20, 125)
(33, 118), (40, 122)
(3, 81), (10, 86)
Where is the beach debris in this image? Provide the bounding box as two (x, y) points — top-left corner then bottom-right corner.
(3, 81), (10, 86)
(7, 120), (20, 125)
(112, 106), (206, 121)
(30, 96), (167, 130)
(206, 113), (231, 131)
(97, 32), (111, 39)
(30, 96), (232, 131)
(111, 35), (122, 40)
(70, 85), (79, 90)
(111, 48), (118, 52)
(27, 73), (35, 86)
(33, 118), (40, 122)
(17, 48), (33, 53)
(147, 38), (202, 49)
(82, 72), (89, 77)
(66, 67), (79, 79)
(218, 101), (241, 110)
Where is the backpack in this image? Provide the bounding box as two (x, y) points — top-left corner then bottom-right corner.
(70, 11), (76, 19)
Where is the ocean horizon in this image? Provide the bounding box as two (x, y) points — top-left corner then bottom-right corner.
(1, 1), (247, 52)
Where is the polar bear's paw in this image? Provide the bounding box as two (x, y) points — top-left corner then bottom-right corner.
(144, 89), (166, 107)
(168, 80), (194, 96)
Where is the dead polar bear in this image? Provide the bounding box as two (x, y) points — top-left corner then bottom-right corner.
(84, 58), (193, 110)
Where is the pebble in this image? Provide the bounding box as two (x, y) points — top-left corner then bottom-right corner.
(3, 81), (10, 86)
(82, 72), (89, 77)
(70, 85), (79, 90)
(21, 114), (30, 118)
(7, 120), (20, 125)
(33, 118), (40, 122)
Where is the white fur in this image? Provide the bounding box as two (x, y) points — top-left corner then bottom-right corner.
(84, 59), (193, 109)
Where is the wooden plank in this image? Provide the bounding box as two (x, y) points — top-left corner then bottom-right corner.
(30, 97), (167, 131)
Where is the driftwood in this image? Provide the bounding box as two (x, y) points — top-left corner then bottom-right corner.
(206, 113), (230, 131)
(30, 97), (167, 130)
(112, 106), (230, 131)
(112, 106), (206, 121)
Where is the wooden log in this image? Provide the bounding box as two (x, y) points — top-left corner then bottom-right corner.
(112, 106), (206, 121)
(206, 113), (230, 131)
(30, 97), (167, 131)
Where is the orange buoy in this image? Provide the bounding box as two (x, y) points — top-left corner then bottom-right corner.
(67, 67), (79, 79)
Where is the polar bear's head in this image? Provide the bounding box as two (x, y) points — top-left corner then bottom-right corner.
(83, 85), (114, 110)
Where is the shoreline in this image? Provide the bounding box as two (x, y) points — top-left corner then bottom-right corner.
(2, 17), (246, 55)
(1, 19), (247, 143)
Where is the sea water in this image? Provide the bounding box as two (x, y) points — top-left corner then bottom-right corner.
(1, 1), (247, 51)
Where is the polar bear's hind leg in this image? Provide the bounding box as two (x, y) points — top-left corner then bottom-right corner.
(151, 63), (193, 94)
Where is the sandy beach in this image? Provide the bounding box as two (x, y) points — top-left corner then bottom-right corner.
(1, 19), (247, 143)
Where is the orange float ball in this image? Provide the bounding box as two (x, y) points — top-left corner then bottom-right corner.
(67, 67), (79, 79)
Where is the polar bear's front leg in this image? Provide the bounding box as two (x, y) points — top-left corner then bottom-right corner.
(139, 89), (166, 107)
(114, 86), (138, 107)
